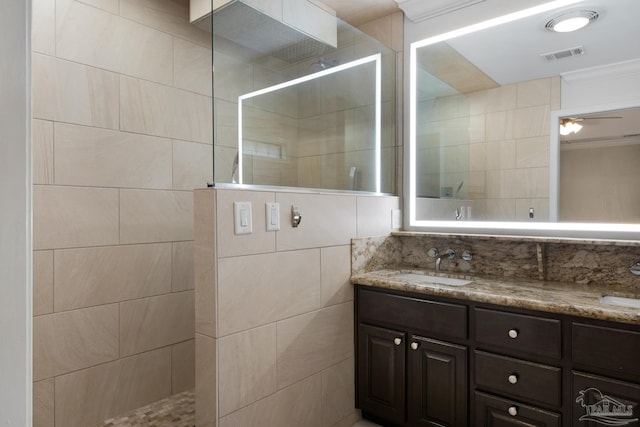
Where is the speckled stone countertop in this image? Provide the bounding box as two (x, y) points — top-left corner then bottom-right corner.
(351, 269), (640, 325)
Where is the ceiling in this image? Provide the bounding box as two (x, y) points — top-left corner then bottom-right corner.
(319, 0), (400, 26)
(444, 0), (640, 85)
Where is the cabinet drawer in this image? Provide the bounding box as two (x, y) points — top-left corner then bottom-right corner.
(358, 289), (467, 340)
(474, 307), (561, 359)
(573, 323), (640, 378)
(475, 351), (562, 407)
(571, 371), (640, 426)
(475, 391), (561, 427)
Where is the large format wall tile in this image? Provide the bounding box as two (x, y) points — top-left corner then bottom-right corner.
(173, 38), (212, 96)
(320, 245), (353, 308)
(216, 189), (276, 258)
(171, 339), (195, 394)
(172, 241), (195, 291)
(218, 249), (321, 336)
(119, 291), (195, 356)
(55, 348), (171, 427)
(194, 190), (217, 337)
(321, 357), (356, 427)
(33, 250), (53, 316)
(33, 378), (54, 427)
(172, 140), (213, 191)
(119, 0), (211, 47)
(32, 0), (55, 55)
(33, 185), (119, 250)
(32, 119), (53, 185)
(56, 0), (173, 85)
(54, 123), (172, 189)
(219, 373), (322, 427)
(120, 76), (212, 144)
(513, 105), (550, 139)
(32, 53), (119, 129)
(218, 325), (277, 416)
(33, 304), (119, 381)
(356, 195), (399, 237)
(54, 243), (172, 311)
(196, 334), (217, 427)
(276, 303), (353, 389)
(120, 189), (193, 244)
(276, 193), (357, 251)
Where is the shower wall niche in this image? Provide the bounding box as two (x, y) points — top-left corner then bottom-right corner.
(206, 1), (398, 193)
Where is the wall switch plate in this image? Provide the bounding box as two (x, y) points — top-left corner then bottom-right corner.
(233, 201), (252, 235)
(392, 209), (402, 229)
(265, 202), (280, 231)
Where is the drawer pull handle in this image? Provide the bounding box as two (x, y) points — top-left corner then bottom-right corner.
(508, 374), (519, 384)
(393, 338), (402, 346)
(508, 406), (518, 416)
(411, 342), (419, 350)
(508, 329), (519, 339)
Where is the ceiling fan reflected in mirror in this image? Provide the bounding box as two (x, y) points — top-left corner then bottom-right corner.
(559, 115), (622, 135)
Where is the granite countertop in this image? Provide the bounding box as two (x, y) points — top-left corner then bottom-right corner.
(351, 269), (640, 325)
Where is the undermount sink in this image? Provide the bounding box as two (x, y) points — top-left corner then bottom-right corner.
(391, 272), (473, 287)
(599, 295), (640, 309)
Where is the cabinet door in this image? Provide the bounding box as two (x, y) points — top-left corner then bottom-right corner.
(572, 371), (640, 427)
(358, 323), (406, 425)
(408, 336), (467, 427)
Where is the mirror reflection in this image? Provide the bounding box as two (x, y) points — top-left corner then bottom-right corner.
(411, 0), (640, 228)
(559, 107), (640, 223)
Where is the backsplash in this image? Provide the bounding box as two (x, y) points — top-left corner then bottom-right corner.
(352, 233), (640, 295)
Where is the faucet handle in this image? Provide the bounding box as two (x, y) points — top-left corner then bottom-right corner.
(427, 248), (439, 258)
(462, 250), (473, 261)
(442, 249), (456, 259)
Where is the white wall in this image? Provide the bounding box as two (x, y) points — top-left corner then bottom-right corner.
(0, 0), (32, 424)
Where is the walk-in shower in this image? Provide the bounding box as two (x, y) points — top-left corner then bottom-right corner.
(198, 0), (398, 194)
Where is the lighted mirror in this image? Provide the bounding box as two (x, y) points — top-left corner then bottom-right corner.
(408, 0), (640, 238)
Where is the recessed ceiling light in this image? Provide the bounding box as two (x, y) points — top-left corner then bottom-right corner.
(545, 10), (599, 32)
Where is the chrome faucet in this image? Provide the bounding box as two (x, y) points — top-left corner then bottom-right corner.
(428, 248), (456, 272)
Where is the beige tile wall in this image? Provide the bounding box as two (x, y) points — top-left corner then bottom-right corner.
(194, 188), (400, 427)
(31, 0), (211, 425)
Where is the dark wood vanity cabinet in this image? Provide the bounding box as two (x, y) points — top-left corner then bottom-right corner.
(354, 285), (640, 427)
(356, 287), (468, 426)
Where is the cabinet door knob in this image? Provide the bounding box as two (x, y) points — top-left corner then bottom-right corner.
(411, 342), (419, 350)
(393, 337), (402, 346)
(508, 374), (519, 384)
(508, 406), (518, 416)
(508, 329), (519, 339)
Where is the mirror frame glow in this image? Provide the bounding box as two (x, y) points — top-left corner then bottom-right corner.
(238, 53), (383, 193)
(408, 0), (640, 239)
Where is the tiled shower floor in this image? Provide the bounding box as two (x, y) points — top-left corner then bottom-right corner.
(99, 389), (382, 427)
(100, 390), (194, 427)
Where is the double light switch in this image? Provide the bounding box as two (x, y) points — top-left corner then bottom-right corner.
(233, 201), (281, 235)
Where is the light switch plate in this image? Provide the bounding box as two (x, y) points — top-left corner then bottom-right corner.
(392, 209), (402, 229)
(233, 201), (252, 235)
(265, 202), (280, 231)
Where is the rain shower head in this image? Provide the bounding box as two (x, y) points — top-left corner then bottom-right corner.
(208, 0), (336, 63)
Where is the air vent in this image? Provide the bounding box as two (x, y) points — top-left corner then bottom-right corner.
(540, 46), (585, 62)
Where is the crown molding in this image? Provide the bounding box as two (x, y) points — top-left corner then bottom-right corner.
(393, 0), (486, 22)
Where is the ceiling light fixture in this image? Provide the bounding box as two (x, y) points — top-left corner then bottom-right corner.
(560, 118), (583, 135)
(545, 10), (599, 32)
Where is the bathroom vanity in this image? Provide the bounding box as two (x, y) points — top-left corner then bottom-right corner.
(352, 270), (640, 427)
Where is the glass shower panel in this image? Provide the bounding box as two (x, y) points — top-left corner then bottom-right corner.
(238, 57), (379, 192)
(211, 9), (397, 194)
